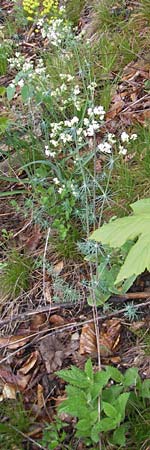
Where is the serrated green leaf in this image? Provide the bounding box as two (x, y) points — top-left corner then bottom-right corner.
(94, 370), (110, 388)
(102, 401), (117, 418)
(57, 365), (89, 388)
(105, 366), (124, 383)
(141, 379), (150, 398)
(123, 368), (139, 387)
(112, 424), (127, 446)
(58, 392), (88, 418)
(85, 358), (93, 382)
(102, 385), (124, 403)
(116, 393), (130, 420)
(91, 417), (119, 441)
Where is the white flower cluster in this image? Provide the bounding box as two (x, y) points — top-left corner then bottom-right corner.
(51, 78), (82, 112)
(8, 51), (25, 70)
(39, 18), (73, 47)
(52, 177), (77, 196)
(47, 104), (105, 150)
(98, 131), (137, 156)
(119, 131), (137, 155)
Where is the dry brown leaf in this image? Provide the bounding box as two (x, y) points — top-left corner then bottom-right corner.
(80, 323), (96, 355)
(130, 320), (146, 331)
(99, 319), (121, 356)
(106, 100), (124, 120)
(3, 383), (17, 400)
(24, 225), (42, 254)
(18, 351), (39, 375)
(49, 315), (65, 327)
(37, 383), (45, 409)
(39, 334), (64, 373)
(0, 363), (31, 391)
(80, 319), (121, 356)
(53, 260), (64, 274)
(44, 282), (52, 303)
(30, 313), (47, 330)
(0, 363), (16, 384)
(16, 373), (31, 390)
(0, 335), (30, 350)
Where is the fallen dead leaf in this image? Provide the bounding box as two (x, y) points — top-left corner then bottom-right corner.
(106, 100), (124, 120)
(39, 334), (64, 373)
(49, 315), (65, 327)
(0, 335), (30, 350)
(30, 313), (47, 331)
(24, 225), (42, 254)
(16, 373), (31, 390)
(80, 319), (121, 356)
(37, 383), (45, 409)
(3, 383), (17, 400)
(53, 260), (64, 274)
(44, 282), (52, 303)
(18, 350), (39, 375)
(0, 363), (31, 392)
(80, 323), (96, 355)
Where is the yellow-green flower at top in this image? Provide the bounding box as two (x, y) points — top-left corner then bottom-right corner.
(22, 0), (59, 20)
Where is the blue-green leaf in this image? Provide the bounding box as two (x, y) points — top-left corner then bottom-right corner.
(7, 85), (15, 101)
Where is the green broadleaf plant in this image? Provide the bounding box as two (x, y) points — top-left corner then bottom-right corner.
(89, 198), (150, 284)
(57, 360), (150, 447)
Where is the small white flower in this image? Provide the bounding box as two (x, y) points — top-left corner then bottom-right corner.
(107, 133), (116, 144)
(9, 82), (15, 88)
(87, 108), (93, 116)
(86, 125), (95, 136)
(22, 61), (33, 72)
(60, 83), (67, 92)
(121, 131), (129, 143)
(76, 128), (83, 136)
(74, 100), (81, 111)
(119, 145), (127, 155)
(18, 79), (24, 88)
(45, 149), (51, 156)
(87, 82), (97, 90)
(130, 133), (137, 141)
(84, 118), (90, 126)
(67, 74), (74, 82)
(50, 140), (58, 147)
(93, 106), (105, 117)
(74, 85), (80, 95)
(58, 187), (63, 194)
(59, 73), (66, 80)
(71, 116), (79, 125)
(53, 177), (60, 185)
(91, 120), (100, 130)
(98, 142), (112, 154)
(64, 120), (71, 127)
(86, 122), (100, 136)
(45, 149), (56, 157)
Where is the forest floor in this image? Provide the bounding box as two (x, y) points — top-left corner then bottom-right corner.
(1, 1), (150, 449)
